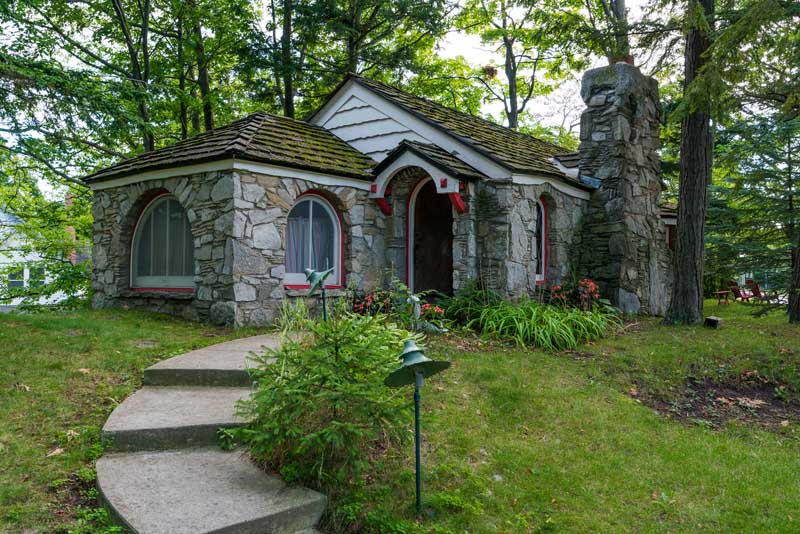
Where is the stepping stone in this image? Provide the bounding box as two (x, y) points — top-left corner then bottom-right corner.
(97, 448), (326, 534)
(144, 335), (279, 387)
(102, 386), (251, 451)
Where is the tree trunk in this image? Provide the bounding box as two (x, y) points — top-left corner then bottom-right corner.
(282, 0), (295, 118)
(177, 12), (188, 140)
(111, 0), (154, 151)
(503, 36), (518, 130)
(790, 245), (800, 323)
(665, 0), (714, 325)
(188, 65), (201, 134)
(193, 19), (214, 131)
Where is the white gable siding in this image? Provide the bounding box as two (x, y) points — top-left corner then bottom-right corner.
(321, 95), (428, 161)
(311, 81), (511, 179)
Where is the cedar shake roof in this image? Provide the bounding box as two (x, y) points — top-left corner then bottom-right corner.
(343, 76), (571, 178)
(84, 112), (376, 184)
(553, 152), (580, 169)
(375, 140), (486, 181)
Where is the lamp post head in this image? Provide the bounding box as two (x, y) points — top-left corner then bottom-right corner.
(384, 339), (450, 388)
(304, 267), (334, 296)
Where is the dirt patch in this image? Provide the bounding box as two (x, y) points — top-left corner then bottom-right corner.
(646, 378), (799, 430)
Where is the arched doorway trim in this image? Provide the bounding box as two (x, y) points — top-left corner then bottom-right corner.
(406, 176), (454, 294)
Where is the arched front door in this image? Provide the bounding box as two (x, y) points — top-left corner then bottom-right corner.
(409, 178), (453, 294)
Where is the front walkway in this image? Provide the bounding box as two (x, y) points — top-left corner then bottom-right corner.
(97, 335), (326, 534)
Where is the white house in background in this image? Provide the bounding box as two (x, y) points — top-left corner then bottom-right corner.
(0, 209), (52, 309)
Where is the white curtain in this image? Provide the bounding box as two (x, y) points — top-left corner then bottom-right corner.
(286, 217), (309, 273)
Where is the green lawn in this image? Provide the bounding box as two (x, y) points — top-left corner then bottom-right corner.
(2, 302), (799, 533)
(0, 308), (264, 532)
(348, 301), (800, 533)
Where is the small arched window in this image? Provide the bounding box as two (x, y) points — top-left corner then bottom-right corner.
(534, 199), (547, 283)
(131, 195), (194, 288)
(284, 194), (341, 287)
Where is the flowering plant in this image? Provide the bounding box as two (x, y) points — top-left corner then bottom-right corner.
(550, 277), (601, 310)
(420, 302), (445, 321)
(577, 278), (600, 309)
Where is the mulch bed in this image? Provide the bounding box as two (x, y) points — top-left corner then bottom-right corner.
(644, 378), (799, 430)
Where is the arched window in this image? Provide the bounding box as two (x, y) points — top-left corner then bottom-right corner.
(131, 195), (194, 288)
(534, 199), (547, 283)
(284, 194), (341, 287)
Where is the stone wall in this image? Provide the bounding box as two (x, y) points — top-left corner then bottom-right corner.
(230, 170), (385, 326)
(577, 63), (671, 314)
(91, 171), (235, 323)
(473, 181), (586, 296)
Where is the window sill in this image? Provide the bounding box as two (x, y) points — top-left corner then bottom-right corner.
(122, 288), (195, 300)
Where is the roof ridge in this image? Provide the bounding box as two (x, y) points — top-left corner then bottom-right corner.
(234, 112), (271, 155)
(350, 75), (568, 152)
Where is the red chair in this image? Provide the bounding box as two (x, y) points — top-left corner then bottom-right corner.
(745, 279), (779, 303)
(727, 280), (752, 302)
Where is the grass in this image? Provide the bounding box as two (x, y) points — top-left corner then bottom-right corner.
(0, 307), (265, 532)
(339, 301), (800, 533)
(2, 301), (799, 533)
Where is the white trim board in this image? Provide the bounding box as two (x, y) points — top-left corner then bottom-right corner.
(87, 159), (373, 192)
(371, 151), (461, 198)
(511, 174), (592, 200)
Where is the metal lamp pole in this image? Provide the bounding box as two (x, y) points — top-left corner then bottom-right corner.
(385, 340), (450, 517)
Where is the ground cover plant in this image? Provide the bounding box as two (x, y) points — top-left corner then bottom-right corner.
(0, 308), (261, 532)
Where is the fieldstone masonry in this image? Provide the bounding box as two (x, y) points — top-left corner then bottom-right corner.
(577, 63), (671, 314)
(91, 171), (235, 323)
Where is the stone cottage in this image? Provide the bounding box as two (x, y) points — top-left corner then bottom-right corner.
(85, 63), (673, 326)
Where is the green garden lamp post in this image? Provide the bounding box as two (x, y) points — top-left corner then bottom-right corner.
(384, 339), (450, 515)
(304, 267), (334, 321)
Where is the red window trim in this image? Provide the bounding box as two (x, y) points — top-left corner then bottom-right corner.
(282, 190), (346, 290)
(129, 191), (197, 293)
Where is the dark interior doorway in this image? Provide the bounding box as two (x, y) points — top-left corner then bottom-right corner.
(412, 179), (453, 295)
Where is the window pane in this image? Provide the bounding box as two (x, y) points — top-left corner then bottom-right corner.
(535, 204), (544, 276)
(311, 200), (334, 271)
(151, 199), (169, 276)
(8, 268), (24, 288)
(133, 196), (194, 287)
(136, 215), (153, 277)
(29, 267), (45, 288)
(167, 200), (186, 276)
(183, 218), (194, 275)
(286, 200), (311, 273)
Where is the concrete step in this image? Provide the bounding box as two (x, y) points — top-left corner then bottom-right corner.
(144, 335), (279, 387)
(97, 448), (326, 534)
(102, 386), (251, 451)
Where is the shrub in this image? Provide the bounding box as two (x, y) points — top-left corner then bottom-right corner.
(234, 307), (416, 488)
(468, 299), (620, 350)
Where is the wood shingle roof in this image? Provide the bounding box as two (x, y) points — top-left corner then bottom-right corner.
(84, 112), (376, 184)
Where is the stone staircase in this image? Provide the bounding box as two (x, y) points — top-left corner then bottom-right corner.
(97, 335), (326, 534)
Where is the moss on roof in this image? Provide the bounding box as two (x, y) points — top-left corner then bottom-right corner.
(348, 76), (569, 177)
(84, 112), (376, 183)
(375, 140), (486, 181)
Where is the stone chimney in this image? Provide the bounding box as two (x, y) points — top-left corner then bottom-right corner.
(578, 63), (671, 315)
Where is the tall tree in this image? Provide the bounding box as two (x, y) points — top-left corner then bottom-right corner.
(664, 0), (715, 325)
(457, 0), (588, 130)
